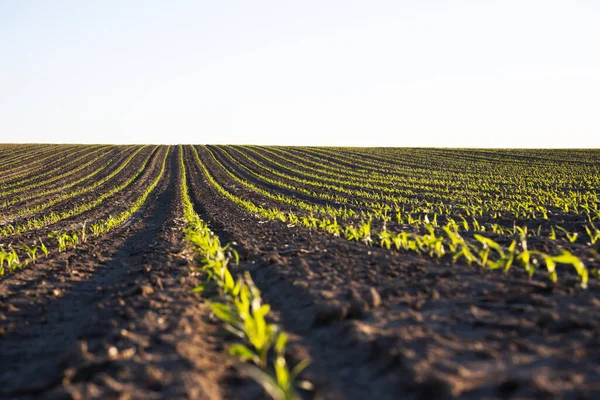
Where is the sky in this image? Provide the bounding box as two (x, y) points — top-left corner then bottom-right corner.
(0, 0), (599, 147)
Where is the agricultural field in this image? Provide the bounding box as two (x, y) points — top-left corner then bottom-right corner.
(0, 144), (599, 399)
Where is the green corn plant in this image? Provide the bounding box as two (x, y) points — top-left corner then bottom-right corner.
(68, 233), (79, 248)
(422, 225), (445, 258)
(551, 249), (588, 289)
(556, 226), (578, 243)
(392, 231), (412, 251)
(356, 220), (371, 245)
(514, 225), (528, 237)
(344, 225), (361, 242)
(233, 332), (312, 400)
(50, 232), (67, 252)
(444, 219), (459, 237)
(287, 213), (299, 225)
(0, 251), (6, 275)
(6, 249), (21, 272)
(491, 223), (503, 234)
(442, 227), (477, 264)
(21, 244), (38, 263)
(378, 229), (393, 250)
(39, 240), (48, 257)
(538, 253), (558, 284)
(395, 208), (405, 224)
(515, 234), (536, 278)
(321, 217), (341, 237)
(474, 234), (505, 269)
(501, 241), (517, 273)
(80, 222), (87, 243)
(89, 223), (102, 236)
(460, 216), (470, 231)
(585, 224), (600, 244)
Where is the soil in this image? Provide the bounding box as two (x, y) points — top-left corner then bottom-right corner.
(0, 145), (598, 399)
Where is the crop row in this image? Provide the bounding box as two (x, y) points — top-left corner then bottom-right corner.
(179, 146), (311, 400)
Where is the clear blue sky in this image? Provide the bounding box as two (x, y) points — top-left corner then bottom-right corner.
(1, 1), (599, 146)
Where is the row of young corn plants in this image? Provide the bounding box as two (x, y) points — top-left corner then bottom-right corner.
(0, 147), (170, 276)
(0, 145), (54, 172)
(0, 146), (162, 240)
(0, 144), (69, 175)
(0, 145), (89, 187)
(0, 146), (151, 221)
(179, 147), (311, 400)
(0, 145), (118, 203)
(193, 146), (593, 288)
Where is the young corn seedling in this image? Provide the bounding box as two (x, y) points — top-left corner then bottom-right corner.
(585, 224), (600, 244)
(359, 220), (372, 245)
(89, 223), (102, 237)
(378, 228), (393, 250)
(6, 249), (21, 272)
(0, 251), (6, 275)
(515, 233), (537, 278)
(538, 253), (558, 284)
(39, 240), (48, 257)
(442, 227), (477, 265)
(21, 244), (38, 263)
(233, 332), (312, 400)
(422, 225), (445, 258)
(50, 232), (67, 252)
(80, 222), (87, 243)
(556, 226), (578, 243)
(551, 249), (588, 289)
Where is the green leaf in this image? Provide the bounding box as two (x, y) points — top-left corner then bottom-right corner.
(210, 302), (237, 325)
(275, 331), (288, 354)
(192, 285), (206, 293)
(229, 344), (259, 363)
(233, 362), (287, 400)
(290, 358), (311, 380)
